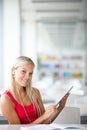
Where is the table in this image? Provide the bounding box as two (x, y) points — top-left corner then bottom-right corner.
(0, 124), (87, 130)
(0, 125), (22, 130)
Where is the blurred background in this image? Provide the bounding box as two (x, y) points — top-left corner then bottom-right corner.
(0, 0), (87, 123)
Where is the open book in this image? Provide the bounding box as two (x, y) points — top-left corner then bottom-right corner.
(21, 124), (87, 130)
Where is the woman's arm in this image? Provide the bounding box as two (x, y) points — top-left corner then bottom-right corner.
(31, 88), (70, 124)
(43, 92), (70, 124)
(0, 89), (69, 124)
(0, 95), (21, 124)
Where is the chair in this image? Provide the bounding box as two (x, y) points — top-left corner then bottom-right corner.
(0, 114), (8, 124)
(53, 106), (80, 124)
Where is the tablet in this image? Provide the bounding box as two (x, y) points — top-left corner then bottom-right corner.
(56, 86), (73, 109)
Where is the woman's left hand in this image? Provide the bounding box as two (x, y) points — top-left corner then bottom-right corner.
(58, 92), (70, 109)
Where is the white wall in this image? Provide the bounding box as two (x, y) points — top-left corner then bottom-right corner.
(0, 0), (3, 88)
(21, 19), (38, 84)
(2, 0), (21, 89)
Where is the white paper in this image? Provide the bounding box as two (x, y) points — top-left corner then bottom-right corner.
(51, 124), (87, 130)
(21, 124), (61, 130)
(21, 124), (87, 130)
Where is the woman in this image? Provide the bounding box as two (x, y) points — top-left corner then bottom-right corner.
(0, 56), (69, 124)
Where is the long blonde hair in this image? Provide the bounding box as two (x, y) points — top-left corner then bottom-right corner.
(10, 56), (41, 116)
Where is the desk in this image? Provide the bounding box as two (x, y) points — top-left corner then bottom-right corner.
(0, 124), (87, 130)
(0, 125), (22, 130)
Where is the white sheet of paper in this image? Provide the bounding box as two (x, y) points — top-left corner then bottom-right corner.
(21, 124), (61, 130)
(21, 124), (87, 130)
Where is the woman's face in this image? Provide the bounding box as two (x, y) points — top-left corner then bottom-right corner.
(13, 64), (34, 87)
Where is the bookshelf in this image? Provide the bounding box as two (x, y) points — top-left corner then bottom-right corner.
(37, 52), (85, 85)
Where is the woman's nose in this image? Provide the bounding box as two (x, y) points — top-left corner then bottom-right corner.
(25, 73), (30, 79)
(25, 73), (32, 79)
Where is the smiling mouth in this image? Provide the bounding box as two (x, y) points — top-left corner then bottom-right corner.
(23, 80), (30, 84)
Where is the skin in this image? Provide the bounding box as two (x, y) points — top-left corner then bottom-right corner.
(0, 63), (69, 124)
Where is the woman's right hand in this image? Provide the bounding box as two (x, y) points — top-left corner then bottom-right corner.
(44, 105), (56, 119)
(42, 92), (70, 124)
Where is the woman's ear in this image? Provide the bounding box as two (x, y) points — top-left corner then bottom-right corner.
(12, 66), (15, 75)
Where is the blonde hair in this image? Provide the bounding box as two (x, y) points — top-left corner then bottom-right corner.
(10, 56), (41, 117)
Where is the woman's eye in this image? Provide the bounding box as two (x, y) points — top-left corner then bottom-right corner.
(29, 72), (33, 76)
(22, 70), (26, 73)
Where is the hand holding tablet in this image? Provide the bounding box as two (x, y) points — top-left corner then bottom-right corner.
(56, 86), (73, 109)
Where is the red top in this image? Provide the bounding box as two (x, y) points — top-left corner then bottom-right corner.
(4, 90), (38, 124)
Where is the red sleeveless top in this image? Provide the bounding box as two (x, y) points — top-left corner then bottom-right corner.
(4, 90), (38, 124)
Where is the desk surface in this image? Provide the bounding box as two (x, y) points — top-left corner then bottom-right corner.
(0, 125), (23, 130)
(0, 124), (87, 130)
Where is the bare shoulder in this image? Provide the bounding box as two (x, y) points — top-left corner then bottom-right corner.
(0, 93), (21, 124)
(0, 93), (14, 109)
(32, 87), (41, 97)
(32, 87), (40, 93)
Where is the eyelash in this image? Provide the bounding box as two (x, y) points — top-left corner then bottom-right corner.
(29, 73), (33, 75)
(22, 70), (26, 73)
(21, 70), (33, 75)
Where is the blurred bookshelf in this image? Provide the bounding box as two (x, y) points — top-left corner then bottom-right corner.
(37, 51), (85, 85)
